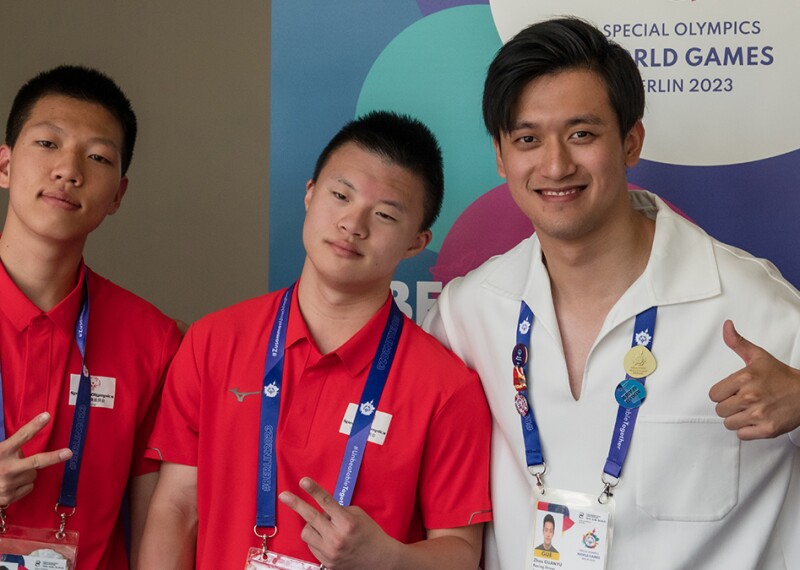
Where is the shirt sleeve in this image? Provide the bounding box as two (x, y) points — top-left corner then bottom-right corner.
(145, 323), (203, 466)
(418, 370), (493, 530)
(789, 330), (800, 448)
(131, 319), (184, 476)
(421, 300), (453, 350)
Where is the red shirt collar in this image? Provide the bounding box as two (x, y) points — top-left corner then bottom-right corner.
(0, 259), (87, 336)
(286, 287), (395, 378)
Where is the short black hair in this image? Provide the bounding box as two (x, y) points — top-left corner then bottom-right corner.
(312, 111), (444, 231)
(543, 514), (555, 528)
(5, 65), (137, 175)
(483, 17), (644, 141)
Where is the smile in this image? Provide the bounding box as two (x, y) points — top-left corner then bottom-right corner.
(538, 187), (582, 197)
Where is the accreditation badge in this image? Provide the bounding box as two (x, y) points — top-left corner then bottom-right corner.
(245, 548), (322, 570)
(527, 489), (614, 570)
(0, 525), (78, 569)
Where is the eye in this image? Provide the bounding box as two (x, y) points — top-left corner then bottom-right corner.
(89, 154), (112, 165)
(332, 191), (347, 201)
(570, 131), (593, 141)
(376, 211), (397, 222)
(517, 135), (536, 144)
(36, 140), (57, 149)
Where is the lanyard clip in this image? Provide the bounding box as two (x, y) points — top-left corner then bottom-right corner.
(528, 463), (547, 495)
(254, 525), (278, 557)
(54, 503), (76, 540)
(598, 474), (618, 504)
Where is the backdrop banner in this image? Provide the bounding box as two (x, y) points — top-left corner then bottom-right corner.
(270, 1), (800, 323)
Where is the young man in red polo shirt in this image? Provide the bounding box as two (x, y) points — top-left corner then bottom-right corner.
(0, 66), (182, 568)
(140, 111), (492, 569)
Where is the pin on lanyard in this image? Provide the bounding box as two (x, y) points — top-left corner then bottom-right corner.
(254, 285), (404, 552)
(0, 268), (91, 536)
(513, 302), (657, 503)
(599, 306), (657, 503)
(511, 302), (546, 493)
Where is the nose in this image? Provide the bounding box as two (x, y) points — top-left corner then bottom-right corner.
(338, 208), (369, 239)
(52, 150), (83, 187)
(539, 140), (576, 181)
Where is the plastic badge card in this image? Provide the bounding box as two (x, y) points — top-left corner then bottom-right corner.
(245, 548), (321, 570)
(527, 489), (614, 570)
(0, 526), (77, 570)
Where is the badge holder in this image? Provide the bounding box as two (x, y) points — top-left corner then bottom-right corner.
(245, 548), (321, 570)
(244, 525), (321, 570)
(0, 506), (78, 569)
(527, 488), (615, 570)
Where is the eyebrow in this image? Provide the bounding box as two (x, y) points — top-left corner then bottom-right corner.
(510, 114), (606, 132)
(334, 176), (407, 213)
(29, 121), (120, 150)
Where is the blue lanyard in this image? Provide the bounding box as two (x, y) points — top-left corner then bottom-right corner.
(514, 302), (657, 484)
(58, 272), (92, 508)
(0, 269), (92, 509)
(513, 302), (542, 468)
(256, 286), (404, 529)
(603, 306), (657, 479)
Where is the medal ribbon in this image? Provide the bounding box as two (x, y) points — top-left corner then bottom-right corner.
(602, 306), (657, 479)
(515, 303), (657, 480)
(256, 286), (404, 528)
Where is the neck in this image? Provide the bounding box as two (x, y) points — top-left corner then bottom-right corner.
(297, 261), (390, 354)
(541, 208), (655, 312)
(0, 228), (85, 312)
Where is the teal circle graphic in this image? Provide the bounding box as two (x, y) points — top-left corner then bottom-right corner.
(356, 5), (503, 252)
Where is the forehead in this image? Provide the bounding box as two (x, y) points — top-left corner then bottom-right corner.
(319, 141), (426, 201)
(21, 94), (123, 148)
(512, 69), (616, 126)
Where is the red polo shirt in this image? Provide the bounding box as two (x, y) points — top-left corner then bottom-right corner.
(0, 262), (182, 569)
(148, 287), (492, 566)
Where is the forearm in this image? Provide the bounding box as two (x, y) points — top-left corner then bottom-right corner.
(138, 499), (197, 569)
(137, 463), (198, 569)
(386, 529), (483, 570)
(129, 472), (158, 569)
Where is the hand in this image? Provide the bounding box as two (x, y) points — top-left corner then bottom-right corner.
(279, 477), (397, 570)
(709, 320), (800, 440)
(0, 413), (72, 505)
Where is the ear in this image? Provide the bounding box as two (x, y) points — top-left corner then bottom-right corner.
(0, 145), (11, 189)
(623, 121), (645, 169)
(493, 138), (508, 179)
(106, 176), (128, 215)
(403, 228), (432, 260)
(304, 179), (315, 211)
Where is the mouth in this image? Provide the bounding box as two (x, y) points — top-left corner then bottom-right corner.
(328, 240), (362, 258)
(536, 186), (584, 198)
(40, 190), (80, 210)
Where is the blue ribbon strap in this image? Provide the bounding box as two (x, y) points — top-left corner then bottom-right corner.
(59, 271), (92, 508)
(333, 301), (403, 507)
(602, 306), (657, 479)
(256, 285), (294, 528)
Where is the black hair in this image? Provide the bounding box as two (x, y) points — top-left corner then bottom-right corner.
(312, 111), (444, 231)
(483, 17), (644, 141)
(5, 65), (137, 175)
(543, 513), (555, 528)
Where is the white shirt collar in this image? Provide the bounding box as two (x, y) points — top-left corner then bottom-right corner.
(481, 190), (721, 334)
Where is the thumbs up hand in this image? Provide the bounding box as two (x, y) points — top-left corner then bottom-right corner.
(709, 320), (800, 440)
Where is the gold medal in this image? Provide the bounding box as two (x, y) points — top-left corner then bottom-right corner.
(623, 345), (657, 378)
